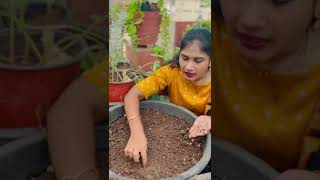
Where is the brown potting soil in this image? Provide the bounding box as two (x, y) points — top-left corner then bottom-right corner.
(109, 108), (203, 180)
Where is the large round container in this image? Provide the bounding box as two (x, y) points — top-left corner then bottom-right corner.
(109, 101), (211, 180)
(0, 128), (49, 180)
(213, 136), (279, 180)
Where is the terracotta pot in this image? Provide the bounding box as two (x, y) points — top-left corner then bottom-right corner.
(0, 30), (82, 128)
(109, 80), (135, 102)
(0, 63), (80, 128)
(126, 46), (163, 71)
(137, 11), (162, 46)
(175, 21), (194, 46)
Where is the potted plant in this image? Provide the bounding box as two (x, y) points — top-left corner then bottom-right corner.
(126, 0), (172, 71)
(136, 0), (162, 47)
(123, 0), (162, 48)
(109, 5), (149, 103)
(0, 1), (107, 128)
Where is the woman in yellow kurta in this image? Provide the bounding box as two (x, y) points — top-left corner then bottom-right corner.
(123, 28), (212, 166)
(214, 0), (320, 179)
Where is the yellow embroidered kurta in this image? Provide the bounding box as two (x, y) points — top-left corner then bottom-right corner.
(213, 20), (320, 171)
(136, 65), (211, 116)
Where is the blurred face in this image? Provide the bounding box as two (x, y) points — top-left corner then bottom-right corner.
(179, 41), (210, 83)
(220, 0), (314, 64)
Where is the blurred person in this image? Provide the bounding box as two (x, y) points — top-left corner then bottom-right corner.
(213, 0), (320, 179)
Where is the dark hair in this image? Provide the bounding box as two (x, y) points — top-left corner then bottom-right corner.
(170, 28), (211, 68)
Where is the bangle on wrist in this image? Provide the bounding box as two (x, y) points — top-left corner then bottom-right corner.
(125, 114), (140, 120)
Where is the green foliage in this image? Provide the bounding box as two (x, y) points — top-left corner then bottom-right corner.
(150, 0), (172, 69)
(109, 3), (150, 83)
(151, 60), (160, 72)
(124, 0), (144, 48)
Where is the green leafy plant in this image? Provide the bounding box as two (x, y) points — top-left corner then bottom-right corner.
(149, 0), (172, 71)
(109, 4), (149, 83)
(123, 0), (144, 48)
(156, 0), (171, 65)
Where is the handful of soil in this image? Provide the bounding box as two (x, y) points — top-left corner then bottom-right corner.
(109, 108), (204, 180)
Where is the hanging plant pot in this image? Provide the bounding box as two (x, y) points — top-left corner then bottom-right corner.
(126, 45), (163, 71)
(137, 11), (162, 46)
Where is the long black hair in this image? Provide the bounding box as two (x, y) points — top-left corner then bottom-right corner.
(170, 28), (211, 68)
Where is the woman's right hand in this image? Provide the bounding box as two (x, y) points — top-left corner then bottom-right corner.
(124, 132), (148, 167)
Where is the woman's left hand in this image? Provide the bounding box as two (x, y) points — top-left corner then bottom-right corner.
(276, 169), (320, 180)
(189, 115), (211, 138)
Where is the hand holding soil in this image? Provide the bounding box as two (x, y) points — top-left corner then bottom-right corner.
(189, 115), (211, 138)
(124, 132), (148, 167)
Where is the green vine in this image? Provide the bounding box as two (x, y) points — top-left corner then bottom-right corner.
(151, 0), (172, 66)
(124, 0), (144, 48)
